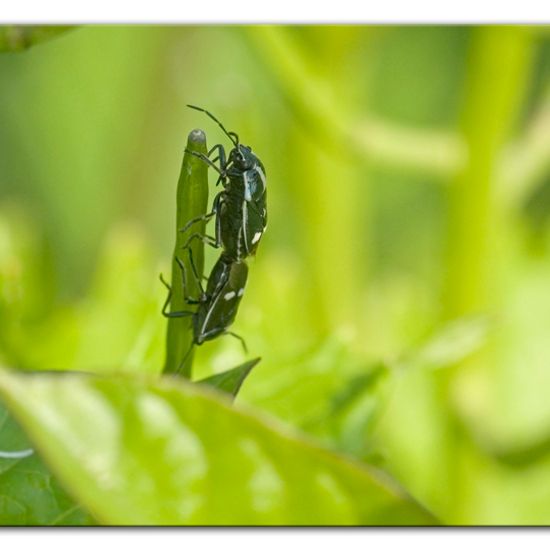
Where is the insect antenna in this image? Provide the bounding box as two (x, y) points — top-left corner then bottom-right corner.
(174, 340), (195, 376)
(187, 104), (239, 146)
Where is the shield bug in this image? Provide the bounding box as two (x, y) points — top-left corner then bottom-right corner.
(182, 105), (267, 262)
(161, 251), (248, 369)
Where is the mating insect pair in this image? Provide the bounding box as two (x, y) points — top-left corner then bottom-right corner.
(162, 106), (267, 360)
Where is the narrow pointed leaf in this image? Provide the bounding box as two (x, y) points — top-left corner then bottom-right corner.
(197, 358), (261, 398)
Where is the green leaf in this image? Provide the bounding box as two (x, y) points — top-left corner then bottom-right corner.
(0, 26), (75, 53)
(309, 364), (389, 461)
(197, 358), (260, 398)
(0, 401), (95, 525)
(396, 315), (491, 371)
(0, 368), (437, 526)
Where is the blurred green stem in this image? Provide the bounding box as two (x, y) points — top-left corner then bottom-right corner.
(440, 26), (534, 521)
(248, 26), (549, 209)
(163, 130), (209, 377)
(290, 123), (364, 334)
(246, 26), (465, 178)
(499, 83), (550, 209)
(269, 27), (367, 334)
(445, 26), (534, 318)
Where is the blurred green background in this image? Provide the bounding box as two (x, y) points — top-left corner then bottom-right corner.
(2, 25), (550, 524)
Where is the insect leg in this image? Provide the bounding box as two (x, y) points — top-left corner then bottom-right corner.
(211, 193), (225, 248)
(207, 143), (228, 171)
(159, 273), (195, 317)
(174, 255), (207, 303)
(225, 331), (248, 354)
(180, 190), (222, 235)
(180, 211), (216, 235)
(174, 340), (196, 376)
(159, 272), (173, 315)
(185, 149), (223, 174)
(160, 256), (203, 317)
(182, 231), (218, 251)
(181, 248), (206, 296)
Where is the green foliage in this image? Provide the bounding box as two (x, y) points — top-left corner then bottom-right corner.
(0, 368), (435, 525)
(0, 402), (95, 525)
(2, 24), (550, 526)
(0, 26), (75, 53)
(198, 358), (261, 397)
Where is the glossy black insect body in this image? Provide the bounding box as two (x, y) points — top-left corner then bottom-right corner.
(183, 105), (267, 262)
(162, 252), (248, 361)
(193, 253), (248, 345)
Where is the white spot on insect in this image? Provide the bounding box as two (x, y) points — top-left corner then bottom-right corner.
(251, 231), (262, 245)
(236, 225), (243, 259)
(243, 171), (252, 202)
(242, 202), (250, 254)
(224, 291), (236, 301)
(237, 288), (244, 297)
(255, 164), (266, 192)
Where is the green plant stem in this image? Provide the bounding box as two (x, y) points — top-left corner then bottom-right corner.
(445, 26), (534, 318)
(163, 130), (209, 378)
(279, 28), (367, 335)
(247, 26), (550, 212)
(499, 83), (550, 209)
(246, 26), (465, 179)
(439, 26), (534, 522)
